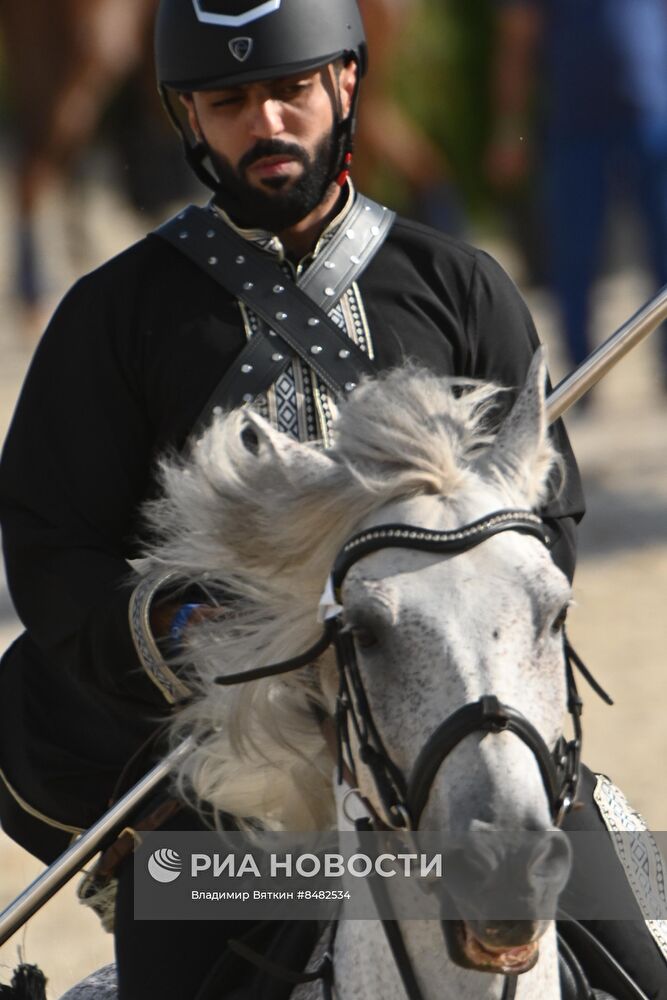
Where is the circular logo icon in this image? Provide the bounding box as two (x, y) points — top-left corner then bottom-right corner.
(147, 848), (183, 883)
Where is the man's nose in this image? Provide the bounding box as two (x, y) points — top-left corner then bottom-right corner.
(248, 99), (285, 138)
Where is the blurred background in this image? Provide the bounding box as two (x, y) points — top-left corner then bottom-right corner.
(0, 1), (665, 995)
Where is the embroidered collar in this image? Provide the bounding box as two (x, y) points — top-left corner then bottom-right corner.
(209, 182), (356, 268)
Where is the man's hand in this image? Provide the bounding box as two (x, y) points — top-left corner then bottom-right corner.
(150, 601), (219, 642)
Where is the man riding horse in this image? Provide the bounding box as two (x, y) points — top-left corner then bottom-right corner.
(0, 2), (663, 997)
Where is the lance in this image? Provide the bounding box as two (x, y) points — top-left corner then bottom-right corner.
(2, 284), (667, 949)
(546, 282), (667, 422)
(0, 739), (193, 947)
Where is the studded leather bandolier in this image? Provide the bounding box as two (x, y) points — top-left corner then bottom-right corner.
(154, 191), (395, 444)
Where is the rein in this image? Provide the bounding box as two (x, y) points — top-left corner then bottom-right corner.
(213, 507), (612, 1000)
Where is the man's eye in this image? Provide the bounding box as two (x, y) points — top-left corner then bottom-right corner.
(279, 83), (310, 99)
(211, 95), (243, 108)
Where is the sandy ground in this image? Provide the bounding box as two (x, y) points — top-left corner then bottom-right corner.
(0, 175), (665, 997)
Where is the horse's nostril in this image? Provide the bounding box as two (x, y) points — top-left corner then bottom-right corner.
(528, 830), (572, 892)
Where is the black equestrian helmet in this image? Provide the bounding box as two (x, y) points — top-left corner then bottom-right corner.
(155, 0), (368, 92)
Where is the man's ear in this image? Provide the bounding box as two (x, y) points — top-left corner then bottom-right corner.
(338, 60), (358, 119)
(178, 93), (202, 141)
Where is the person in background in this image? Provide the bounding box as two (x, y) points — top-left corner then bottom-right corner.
(354, 0), (465, 233)
(486, 0), (667, 383)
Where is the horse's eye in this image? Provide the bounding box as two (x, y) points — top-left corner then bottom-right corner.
(353, 627), (379, 650)
(551, 604), (570, 634)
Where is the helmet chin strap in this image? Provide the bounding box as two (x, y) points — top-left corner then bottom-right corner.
(329, 58), (362, 187)
(159, 85), (222, 193)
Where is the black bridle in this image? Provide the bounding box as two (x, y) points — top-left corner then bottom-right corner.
(214, 507), (612, 1000)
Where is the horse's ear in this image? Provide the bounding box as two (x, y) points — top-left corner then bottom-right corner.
(237, 410), (337, 479)
(485, 348), (556, 505)
(237, 410), (306, 460)
(237, 409), (286, 457)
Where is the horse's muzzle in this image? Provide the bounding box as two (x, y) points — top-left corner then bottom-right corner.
(438, 829), (571, 973)
(443, 919), (543, 975)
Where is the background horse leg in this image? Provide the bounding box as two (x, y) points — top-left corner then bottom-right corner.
(0, 0), (155, 312)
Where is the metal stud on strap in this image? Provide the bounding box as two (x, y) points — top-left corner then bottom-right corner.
(154, 196), (395, 413)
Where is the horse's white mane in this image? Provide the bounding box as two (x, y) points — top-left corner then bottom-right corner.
(141, 365), (558, 830)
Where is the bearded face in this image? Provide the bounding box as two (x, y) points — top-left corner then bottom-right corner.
(180, 63), (357, 236)
(207, 127), (345, 232)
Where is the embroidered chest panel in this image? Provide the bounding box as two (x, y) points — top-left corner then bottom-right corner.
(240, 279), (373, 446)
